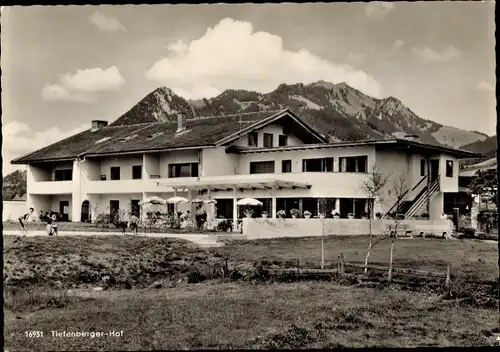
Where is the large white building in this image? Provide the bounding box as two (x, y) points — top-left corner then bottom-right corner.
(12, 109), (480, 224)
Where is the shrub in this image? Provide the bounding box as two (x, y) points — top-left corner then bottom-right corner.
(462, 228), (476, 238)
(290, 209), (300, 217)
(216, 220), (232, 232)
(94, 213), (110, 226)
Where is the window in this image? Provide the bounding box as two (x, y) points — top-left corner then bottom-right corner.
(420, 159), (426, 177)
(250, 161), (275, 174)
(302, 157), (334, 172)
(282, 160), (292, 173)
(54, 169), (72, 181)
(279, 135), (288, 147)
(110, 167), (121, 180)
(168, 162), (199, 178)
(132, 165), (142, 180)
(248, 132), (258, 147)
(446, 160), (454, 178)
(263, 133), (273, 148)
(110, 200), (119, 216)
(339, 156), (368, 173)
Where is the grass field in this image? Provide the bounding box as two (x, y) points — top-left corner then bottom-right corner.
(3, 235), (499, 349)
(2, 220), (210, 234)
(215, 235), (498, 281)
(4, 282), (498, 349)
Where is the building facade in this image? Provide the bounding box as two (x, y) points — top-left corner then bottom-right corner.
(12, 109), (480, 223)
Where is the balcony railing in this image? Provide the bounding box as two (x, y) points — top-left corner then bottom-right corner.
(28, 180), (73, 195)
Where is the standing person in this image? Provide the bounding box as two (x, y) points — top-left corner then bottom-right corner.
(18, 207), (34, 235)
(129, 214), (139, 236)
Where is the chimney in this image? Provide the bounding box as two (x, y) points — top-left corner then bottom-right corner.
(91, 120), (108, 132)
(176, 112), (186, 133)
(403, 134), (419, 142)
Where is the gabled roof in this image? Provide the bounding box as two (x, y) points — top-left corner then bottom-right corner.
(459, 158), (497, 177)
(12, 109), (326, 164)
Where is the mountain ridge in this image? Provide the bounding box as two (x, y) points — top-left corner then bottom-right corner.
(111, 81), (489, 149)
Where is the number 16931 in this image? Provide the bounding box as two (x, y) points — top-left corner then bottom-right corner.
(25, 331), (43, 338)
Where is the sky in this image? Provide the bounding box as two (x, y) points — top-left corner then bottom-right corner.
(1, 2), (496, 174)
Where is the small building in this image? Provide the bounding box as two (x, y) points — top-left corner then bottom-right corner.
(11, 108), (480, 223)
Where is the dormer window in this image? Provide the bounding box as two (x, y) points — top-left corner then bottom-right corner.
(248, 132), (258, 147)
(147, 132), (164, 139)
(118, 134), (138, 142)
(95, 137), (112, 144)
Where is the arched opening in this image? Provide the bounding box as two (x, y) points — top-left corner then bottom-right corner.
(81, 200), (90, 222)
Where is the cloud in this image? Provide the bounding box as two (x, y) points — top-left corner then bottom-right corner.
(42, 66), (125, 103)
(146, 18), (382, 99)
(347, 53), (366, 66)
(393, 40), (404, 50)
(477, 80), (495, 92)
(2, 121), (88, 174)
(89, 11), (126, 32)
(411, 45), (461, 63)
(365, 2), (395, 20)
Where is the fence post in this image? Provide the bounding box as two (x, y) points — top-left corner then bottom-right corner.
(296, 258), (300, 279)
(445, 263), (451, 286)
(225, 258), (229, 279)
(321, 218), (325, 269)
(337, 255), (341, 274)
(340, 253), (345, 274)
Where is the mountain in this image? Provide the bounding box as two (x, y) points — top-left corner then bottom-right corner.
(460, 135), (498, 166)
(3, 169), (27, 201)
(112, 81), (489, 149)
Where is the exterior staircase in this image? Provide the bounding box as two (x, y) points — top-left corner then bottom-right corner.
(382, 175), (440, 220)
(404, 177), (440, 219)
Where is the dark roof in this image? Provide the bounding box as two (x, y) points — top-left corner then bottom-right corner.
(12, 109), (326, 164)
(236, 138), (482, 159)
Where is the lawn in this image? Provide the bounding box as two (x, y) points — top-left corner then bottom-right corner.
(217, 235), (498, 282)
(3, 235), (499, 349)
(4, 282), (498, 350)
(2, 220), (212, 234)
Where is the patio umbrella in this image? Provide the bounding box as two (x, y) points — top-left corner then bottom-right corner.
(192, 196), (217, 204)
(191, 196), (205, 204)
(139, 196), (167, 205)
(237, 198), (263, 206)
(167, 196), (189, 204)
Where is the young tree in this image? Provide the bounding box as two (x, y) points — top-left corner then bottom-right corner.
(388, 173), (409, 283)
(361, 164), (390, 273)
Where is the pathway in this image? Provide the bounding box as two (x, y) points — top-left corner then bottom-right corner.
(2, 230), (224, 248)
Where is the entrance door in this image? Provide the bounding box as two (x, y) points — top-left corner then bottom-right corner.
(214, 199), (234, 219)
(60, 200), (69, 221)
(430, 160), (440, 182)
(81, 200), (90, 222)
(130, 199), (140, 217)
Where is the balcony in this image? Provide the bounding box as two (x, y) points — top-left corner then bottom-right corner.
(148, 172), (369, 197)
(29, 181), (73, 195)
(86, 179), (146, 194)
(82, 172), (371, 197)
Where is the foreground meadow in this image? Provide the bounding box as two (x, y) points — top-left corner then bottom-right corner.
(3, 235), (499, 349)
